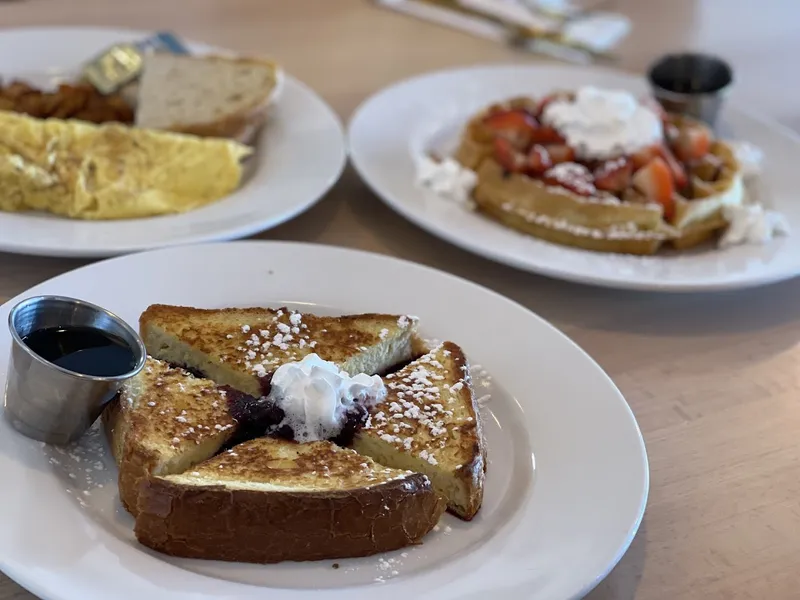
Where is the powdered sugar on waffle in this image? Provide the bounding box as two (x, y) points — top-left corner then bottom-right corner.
(544, 163), (596, 197)
(500, 201), (668, 241)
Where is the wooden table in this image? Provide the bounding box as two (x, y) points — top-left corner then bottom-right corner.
(3, 1), (800, 598)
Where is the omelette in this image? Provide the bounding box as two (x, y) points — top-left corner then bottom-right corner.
(0, 110), (251, 220)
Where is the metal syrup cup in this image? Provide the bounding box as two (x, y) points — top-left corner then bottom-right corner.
(4, 295), (146, 445)
(647, 52), (734, 127)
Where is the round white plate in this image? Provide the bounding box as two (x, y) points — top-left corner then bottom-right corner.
(0, 242), (647, 600)
(348, 64), (800, 292)
(0, 27), (346, 258)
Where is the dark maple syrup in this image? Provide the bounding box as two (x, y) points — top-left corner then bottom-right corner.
(22, 326), (136, 377)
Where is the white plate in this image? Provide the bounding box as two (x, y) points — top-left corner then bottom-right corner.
(0, 241), (647, 600)
(348, 64), (800, 292)
(0, 27), (346, 258)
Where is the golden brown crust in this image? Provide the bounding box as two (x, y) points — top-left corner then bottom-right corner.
(103, 357), (237, 516)
(134, 439), (446, 563)
(139, 304), (418, 398)
(671, 140), (742, 231)
(438, 342), (486, 520)
(135, 477), (444, 563)
(163, 102), (265, 141)
(353, 342), (487, 520)
(472, 160), (668, 256)
(152, 55), (280, 142)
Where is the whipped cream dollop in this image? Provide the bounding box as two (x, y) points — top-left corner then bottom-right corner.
(719, 204), (790, 249)
(728, 140), (765, 179)
(415, 155), (477, 207)
(542, 86), (663, 160)
(266, 353), (386, 442)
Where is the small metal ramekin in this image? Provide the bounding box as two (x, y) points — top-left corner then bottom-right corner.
(647, 52), (734, 127)
(4, 295), (146, 445)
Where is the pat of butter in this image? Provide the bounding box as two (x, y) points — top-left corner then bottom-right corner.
(82, 31), (189, 95)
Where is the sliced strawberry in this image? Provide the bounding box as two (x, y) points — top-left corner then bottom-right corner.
(631, 157), (675, 219)
(631, 145), (661, 170)
(543, 162), (596, 197)
(673, 123), (711, 162)
(493, 137), (527, 173)
(483, 109), (539, 149)
(526, 144), (553, 175)
(657, 144), (688, 189)
(530, 125), (566, 145)
(593, 157), (633, 193)
(545, 143), (575, 164)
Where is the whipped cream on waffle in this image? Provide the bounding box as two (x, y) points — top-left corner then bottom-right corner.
(542, 86), (663, 159)
(728, 140), (764, 178)
(719, 204), (790, 248)
(415, 155), (477, 206)
(267, 353), (386, 442)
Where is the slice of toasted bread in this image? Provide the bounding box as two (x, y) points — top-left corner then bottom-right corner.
(139, 305), (419, 398)
(351, 342), (487, 520)
(135, 53), (283, 141)
(134, 438), (446, 563)
(102, 357), (237, 515)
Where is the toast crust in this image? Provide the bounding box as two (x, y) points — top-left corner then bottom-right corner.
(139, 304), (418, 398)
(353, 342), (487, 520)
(134, 439), (446, 563)
(141, 55), (283, 142)
(102, 357), (237, 515)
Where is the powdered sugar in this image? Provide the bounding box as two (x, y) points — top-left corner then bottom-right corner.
(364, 344), (471, 460)
(500, 201), (666, 241)
(43, 421), (114, 510)
(236, 310), (313, 374)
(121, 358), (233, 449)
(544, 162), (596, 196)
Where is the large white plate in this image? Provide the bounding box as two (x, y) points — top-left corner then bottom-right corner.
(0, 242), (647, 600)
(0, 27), (346, 258)
(348, 64), (800, 292)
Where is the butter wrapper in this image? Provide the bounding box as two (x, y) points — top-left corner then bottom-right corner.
(83, 32), (189, 95)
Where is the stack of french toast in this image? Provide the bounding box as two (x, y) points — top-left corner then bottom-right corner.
(102, 304), (486, 564)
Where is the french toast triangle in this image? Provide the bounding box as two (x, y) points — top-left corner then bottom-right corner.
(102, 357), (238, 515)
(134, 438), (446, 563)
(351, 341), (487, 520)
(139, 304), (419, 398)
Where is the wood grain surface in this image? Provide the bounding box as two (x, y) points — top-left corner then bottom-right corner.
(2, 1), (800, 598)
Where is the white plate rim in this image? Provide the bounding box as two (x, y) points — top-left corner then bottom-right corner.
(0, 27), (347, 259)
(347, 62), (800, 293)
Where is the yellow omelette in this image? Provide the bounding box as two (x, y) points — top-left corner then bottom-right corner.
(0, 110), (251, 220)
